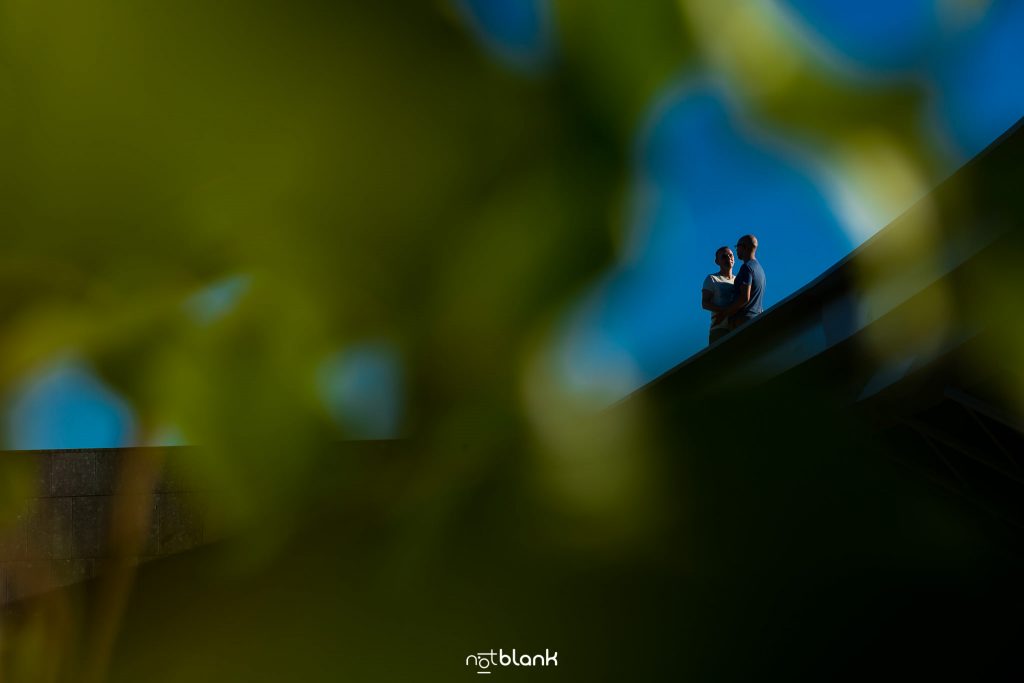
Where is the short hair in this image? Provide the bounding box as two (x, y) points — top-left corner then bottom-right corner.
(714, 245), (731, 262)
(737, 234), (758, 249)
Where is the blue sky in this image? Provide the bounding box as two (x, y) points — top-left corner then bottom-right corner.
(464, 0), (1024, 397)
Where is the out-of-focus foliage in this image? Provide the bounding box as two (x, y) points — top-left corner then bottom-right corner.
(0, 1), (649, 677)
(0, 0), (623, 522)
(0, 0), (1020, 681)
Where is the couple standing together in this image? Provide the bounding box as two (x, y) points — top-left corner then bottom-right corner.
(701, 234), (766, 345)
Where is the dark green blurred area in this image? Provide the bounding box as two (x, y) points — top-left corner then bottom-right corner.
(0, 0), (1022, 680)
(0, 0), (627, 527)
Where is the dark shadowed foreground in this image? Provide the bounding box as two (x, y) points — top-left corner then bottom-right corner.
(3, 120), (1023, 683)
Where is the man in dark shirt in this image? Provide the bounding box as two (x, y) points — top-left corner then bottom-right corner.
(715, 234), (766, 330)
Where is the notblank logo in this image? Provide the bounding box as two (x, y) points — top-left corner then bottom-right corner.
(465, 649), (558, 674)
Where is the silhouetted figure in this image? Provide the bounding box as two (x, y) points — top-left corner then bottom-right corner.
(715, 234), (765, 331)
(701, 246), (735, 345)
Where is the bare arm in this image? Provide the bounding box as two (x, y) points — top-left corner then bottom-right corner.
(702, 289), (728, 313)
(713, 282), (750, 323)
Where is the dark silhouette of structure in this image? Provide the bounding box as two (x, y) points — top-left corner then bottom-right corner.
(628, 116), (1024, 528)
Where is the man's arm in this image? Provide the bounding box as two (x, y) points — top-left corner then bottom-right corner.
(702, 289), (728, 313)
(713, 283), (750, 324)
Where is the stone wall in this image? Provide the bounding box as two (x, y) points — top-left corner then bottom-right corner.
(0, 447), (206, 603)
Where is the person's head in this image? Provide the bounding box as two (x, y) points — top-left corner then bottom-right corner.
(735, 234), (758, 261)
(714, 246), (734, 272)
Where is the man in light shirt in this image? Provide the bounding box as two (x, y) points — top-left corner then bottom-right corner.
(701, 245), (736, 345)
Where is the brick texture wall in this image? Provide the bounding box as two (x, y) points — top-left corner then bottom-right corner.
(0, 447), (206, 603)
